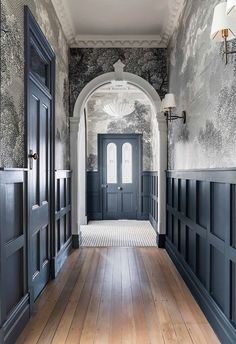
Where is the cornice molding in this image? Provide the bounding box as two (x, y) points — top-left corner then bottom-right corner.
(72, 35), (164, 48)
(52, 0), (186, 48)
(160, 0), (186, 46)
(51, 0), (76, 44)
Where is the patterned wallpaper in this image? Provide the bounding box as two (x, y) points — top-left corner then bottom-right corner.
(86, 87), (159, 171)
(1, 0), (70, 169)
(69, 48), (168, 116)
(168, 0), (236, 169)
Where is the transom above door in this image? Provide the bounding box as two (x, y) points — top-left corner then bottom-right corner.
(99, 134), (142, 220)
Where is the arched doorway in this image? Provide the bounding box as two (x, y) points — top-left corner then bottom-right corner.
(70, 61), (167, 247)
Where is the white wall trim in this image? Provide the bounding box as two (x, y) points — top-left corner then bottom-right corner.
(51, 0), (186, 47)
(71, 67), (167, 236)
(72, 35), (165, 48)
(160, 0), (186, 46)
(51, 0), (76, 44)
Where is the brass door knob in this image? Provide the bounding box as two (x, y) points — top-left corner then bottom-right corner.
(29, 152), (39, 160)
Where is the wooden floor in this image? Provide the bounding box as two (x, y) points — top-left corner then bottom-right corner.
(17, 248), (220, 344)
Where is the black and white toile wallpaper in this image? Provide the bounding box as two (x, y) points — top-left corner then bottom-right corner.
(70, 48), (167, 172)
(168, 0), (236, 169)
(86, 88), (159, 171)
(1, 0), (70, 169)
(69, 48), (168, 116)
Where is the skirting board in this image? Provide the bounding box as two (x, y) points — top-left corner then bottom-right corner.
(0, 295), (30, 344)
(166, 239), (236, 344)
(72, 232), (82, 249)
(156, 233), (166, 248)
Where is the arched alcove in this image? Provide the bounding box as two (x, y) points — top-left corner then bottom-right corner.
(70, 61), (167, 246)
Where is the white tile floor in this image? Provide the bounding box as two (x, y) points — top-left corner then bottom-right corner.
(80, 220), (157, 247)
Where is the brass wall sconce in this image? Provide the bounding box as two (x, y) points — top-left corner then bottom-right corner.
(161, 94), (186, 124)
(211, 1), (236, 64)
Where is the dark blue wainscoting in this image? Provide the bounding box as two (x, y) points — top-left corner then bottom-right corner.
(166, 169), (236, 344)
(0, 168), (72, 343)
(87, 171), (158, 226)
(52, 170), (72, 278)
(0, 169), (29, 344)
(87, 171), (102, 220)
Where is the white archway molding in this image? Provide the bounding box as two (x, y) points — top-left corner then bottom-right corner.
(70, 66), (167, 243)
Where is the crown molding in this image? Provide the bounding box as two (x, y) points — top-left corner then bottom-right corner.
(51, 0), (186, 48)
(72, 35), (165, 48)
(160, 0), (186, 46)
(51, 0), (76, 44)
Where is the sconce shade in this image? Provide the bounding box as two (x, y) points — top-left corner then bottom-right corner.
(211, 2), (236, 41)
(161, 98), (167, 112)
(164, 94), (176, 109)
(227, 0), (236, 17)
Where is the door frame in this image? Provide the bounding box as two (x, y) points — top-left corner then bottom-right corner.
(24, 6), (55, 308)
(98, 133), (142, 220)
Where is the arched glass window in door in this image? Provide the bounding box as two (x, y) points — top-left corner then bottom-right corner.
(107, 143), (117, 183)
(122, 143), (132, 184)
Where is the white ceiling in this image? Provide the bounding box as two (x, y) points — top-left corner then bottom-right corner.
(52, 0), (186, 47)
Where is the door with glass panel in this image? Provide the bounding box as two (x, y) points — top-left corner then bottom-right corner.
(99, 134), (141, 220)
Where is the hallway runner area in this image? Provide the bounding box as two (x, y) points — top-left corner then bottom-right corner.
(80, 220), (157, 247)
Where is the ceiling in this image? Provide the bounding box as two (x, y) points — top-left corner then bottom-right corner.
(52, 0), (186, 48)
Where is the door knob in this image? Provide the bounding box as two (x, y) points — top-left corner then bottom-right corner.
(101, 184), (108, 189)
(118, 186), (123, 190)
(28, 152), (39, 160)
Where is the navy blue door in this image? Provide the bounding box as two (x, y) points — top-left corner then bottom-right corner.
(100, 134), (141, 220)
(25, 7), (55, 301)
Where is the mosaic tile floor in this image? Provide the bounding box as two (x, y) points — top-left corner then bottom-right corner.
(80, 220), (157, 247)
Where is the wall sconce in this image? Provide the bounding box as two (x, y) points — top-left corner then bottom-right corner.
(161, 93), (186, 124)
(211, 1), (236, 64)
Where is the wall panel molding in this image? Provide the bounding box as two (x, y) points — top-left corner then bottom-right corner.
(52, 170), (72, 278)
(166, 169), (236, 344)
(87, 171), (158, 225)
(0, 170), (29, 344)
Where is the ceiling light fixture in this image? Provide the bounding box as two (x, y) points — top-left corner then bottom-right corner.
(103, 99), (134, 117)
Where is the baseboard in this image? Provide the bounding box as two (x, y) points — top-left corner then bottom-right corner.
(156, 233), (166, 248)
(0, 295), (30, 344)
(137, 213), (149, 220)
(149, 214), (157, 231)
(87, 212), (102, 221)
(51, 237), (72, 278)
(166, 239), (236, 344)
(72, 232), (82, 249)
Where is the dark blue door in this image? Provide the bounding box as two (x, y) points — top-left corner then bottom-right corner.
(25, 7), (55, 301)
(100, 134), (141, 220)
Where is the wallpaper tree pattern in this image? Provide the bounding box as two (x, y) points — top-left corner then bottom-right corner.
(1, 0), (70, 168)
(86, 90), (159, 171)
(168, 0), (236, 169)
(69, 48), (168, 116)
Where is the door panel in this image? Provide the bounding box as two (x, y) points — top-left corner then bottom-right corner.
(101, 135), (141, 220)
(28, 81), (51, 300)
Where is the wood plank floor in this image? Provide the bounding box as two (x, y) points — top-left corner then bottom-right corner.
(17, 248), (220, 344)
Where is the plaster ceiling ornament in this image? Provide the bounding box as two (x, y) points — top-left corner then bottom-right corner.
(51, 0), (186, 48)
